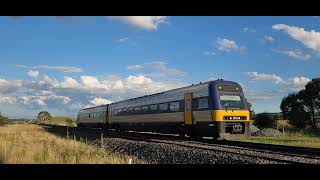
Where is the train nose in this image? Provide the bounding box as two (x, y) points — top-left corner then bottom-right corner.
(232, 124), (243, 133)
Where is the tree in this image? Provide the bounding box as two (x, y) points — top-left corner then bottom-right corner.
(245, 99), (255, 120)
(0, 115), (8, 126)
(298, 80), (320, 128)
(254, 113), (276, 128)
(37, 111), (52, 124)
(65, 118), (74, 127)
(280, 93), (310, 128)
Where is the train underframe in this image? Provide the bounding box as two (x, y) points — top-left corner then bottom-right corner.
(77, 121), (250, 140)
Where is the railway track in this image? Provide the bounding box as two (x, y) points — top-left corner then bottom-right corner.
(41, 124), (320, 164)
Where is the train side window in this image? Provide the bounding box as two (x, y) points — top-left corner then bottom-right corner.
(135, 107), (141, 111)
(198, 98), (208, 109)
(150, 104), (157, 111)
(113, 109), (118, 115)
(159, 103), (168, 111)
(142, 106), (149, 111)
(129, 107), (134, 112)
(170, 102), (180, 112)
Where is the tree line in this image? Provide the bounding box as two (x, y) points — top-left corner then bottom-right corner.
(280, 79), (320, 129)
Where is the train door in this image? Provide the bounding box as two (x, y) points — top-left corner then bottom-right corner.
(184, 93), (193, 125)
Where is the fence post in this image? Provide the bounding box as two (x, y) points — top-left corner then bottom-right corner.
(73, 134), (76, 141)
(101, 133), (104, 148)
(86, 138), (88, 145)
(67, 126), (69, 139)
(282, 126), (285, 133)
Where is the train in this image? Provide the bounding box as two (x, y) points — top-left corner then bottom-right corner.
(76, 79), (251, 139)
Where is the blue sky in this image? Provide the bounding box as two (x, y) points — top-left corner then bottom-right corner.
(0, 16), (320, 118)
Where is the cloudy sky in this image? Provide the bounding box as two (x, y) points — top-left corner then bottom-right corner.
(1, 16), (319, 118)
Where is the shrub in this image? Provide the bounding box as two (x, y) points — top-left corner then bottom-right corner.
(254, 113), (276, 128)
(0, 115), (8, 126)
(65, 118), (75, 127)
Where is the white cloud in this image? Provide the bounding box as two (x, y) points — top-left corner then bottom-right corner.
(107, 16), (168, 30)
(0, 96), (17, 104)
(288, 76), (311, 91)
(272, 24), (320, 53)
(0, 79), (22, 94)
(27, 70), (39, 78)
(274, 49), (311, 61)
(203, 51), (216, 56)
(16, 64), (82, 73)
(37, 65), (82, 73)
(216, 38), (239, 52)
(60, 76), (80, 89)
(118, 37), (129, 43)
(245, 92), (273, 101)
(245, 72), (285, 84)
(127, 75), (152, 85)
(243, 27), (256, 33)
(264, 35), (275, 43)
(2, 62), (188, 117)
(144, 61), (185, 78)
(89, 98), (113, 106)
(127, 65), (144, 70)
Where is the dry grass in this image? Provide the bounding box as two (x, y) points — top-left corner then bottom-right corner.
(0, 124), (135, 164)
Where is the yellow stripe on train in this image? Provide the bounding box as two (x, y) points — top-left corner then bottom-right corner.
(211, 110), (250, 122)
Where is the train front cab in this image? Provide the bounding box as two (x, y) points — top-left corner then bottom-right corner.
(210, 81), (250, 139)
(182, 80), (250, 140)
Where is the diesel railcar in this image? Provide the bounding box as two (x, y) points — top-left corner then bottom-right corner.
(76, 79), (251, 139)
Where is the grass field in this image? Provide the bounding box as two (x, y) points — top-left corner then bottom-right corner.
(51, 117), (76, 126)
(238, 129), (320, 149)
(0, 124), (138, 164)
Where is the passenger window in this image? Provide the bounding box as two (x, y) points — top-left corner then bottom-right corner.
(129, 107), (134, 111)
(159, 103), (168, 111)
(150, 104), (157, 111)
(113, 109), (118, 115)
(170, 102), (180, 112)
(142, 106), (149, 111)
(135, 107), (141, 111)
(198, 98), (208, 109)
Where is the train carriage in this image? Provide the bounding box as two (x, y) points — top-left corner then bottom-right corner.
(76, 79), (251, 139)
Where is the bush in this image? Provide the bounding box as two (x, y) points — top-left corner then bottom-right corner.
(0, 115), (8, 126)
(254, 113), (276, 128)
(65, 118), (75, 127)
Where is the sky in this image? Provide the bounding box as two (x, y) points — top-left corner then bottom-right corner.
(0, 16), (320, 119)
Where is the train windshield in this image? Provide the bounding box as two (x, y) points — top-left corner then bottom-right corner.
(219, 94), (246, 110)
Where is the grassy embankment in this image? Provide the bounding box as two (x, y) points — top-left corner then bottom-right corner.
(0, 124), (139, 164)
(51, 117), (76, 126)
(239, 128), (320, 149)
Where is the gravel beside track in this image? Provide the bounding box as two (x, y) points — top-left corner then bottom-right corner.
(42, 124), (320, 164)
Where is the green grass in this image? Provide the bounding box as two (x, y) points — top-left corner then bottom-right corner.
(238, 129), (320, 148)
(51, 117), (76, 126)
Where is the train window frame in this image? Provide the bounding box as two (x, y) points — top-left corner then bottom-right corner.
(134, 106), (141, 111)
(198, 97), (209, 110)
(159, 103), (168, 111)
(150, 104), (157, 111)
(170, 101), (180, 112)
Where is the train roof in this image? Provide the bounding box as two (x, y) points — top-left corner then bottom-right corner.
(79, 79), (239, 111)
